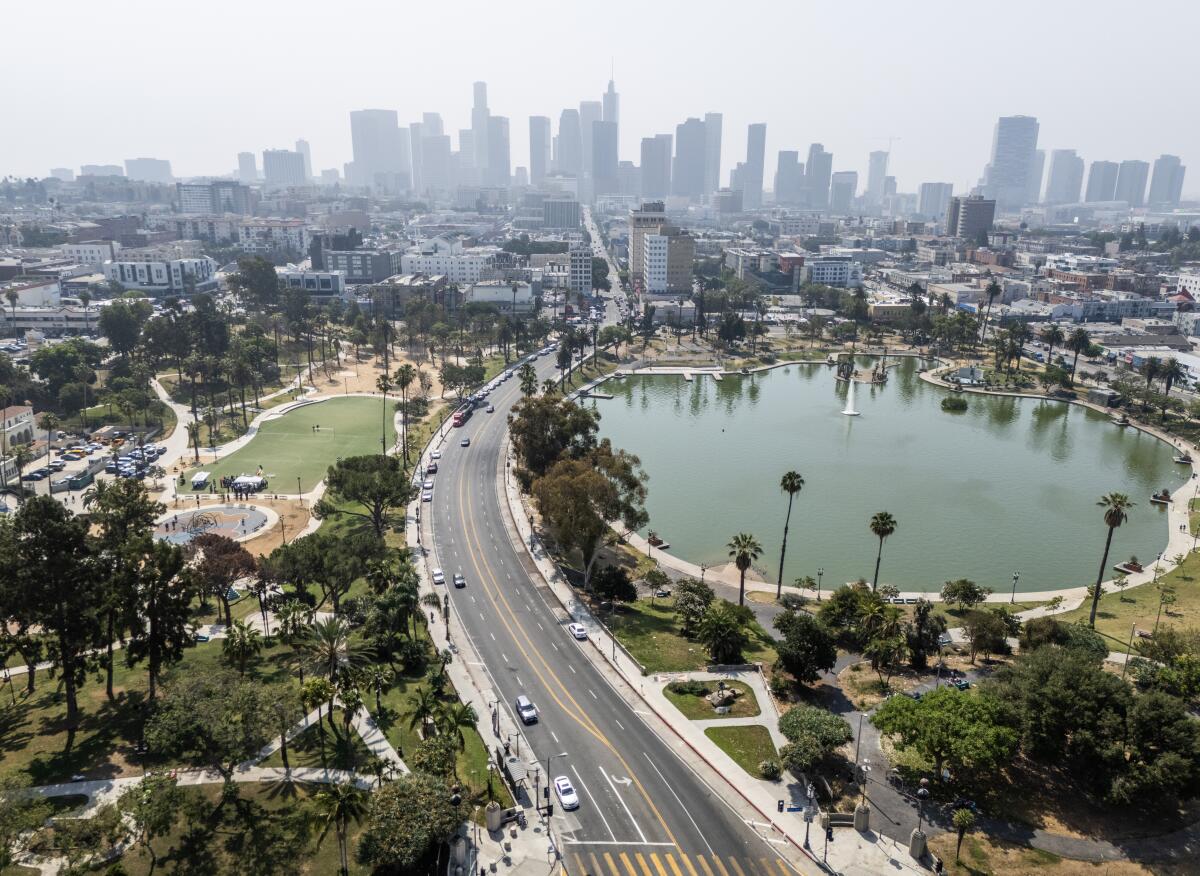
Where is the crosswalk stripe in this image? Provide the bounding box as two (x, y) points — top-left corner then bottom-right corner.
(619, 851), (639, 876)
(695, 855), (717, 876)
(761, 859), (779, 876)
(709, 856), (731, 876)
(604, 852), (622, 875)
(678, 852), (701, 876)
(589, 851), (605, 876)
(772, 859), (792, 876)
(633, 852), (655, 876)
(665, 854), (685, 876)
(572, 852), (587, 875)
(727, 858), (748, 876)
(649, 853), (671, 876)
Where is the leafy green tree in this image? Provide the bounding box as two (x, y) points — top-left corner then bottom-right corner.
(697, 601), (749, 664)
(592, 564), (637, 605)
(674, 577), (714, 637)
(118, 773), (184, 874)
(940, 578), (990, 611)
(98, 298), (152, 359)
(268, 530), (382, 614)
(961, 609), (1010, 662)
(356, 773), (461, 871)
(1090, 493), (1134, 628)
(222, 619), (262, 676)
(906, 599), (947, 670)
(727, 532), (763, 607)
(227, 255), (282, 309)
(508, 394), (599, 479)
(779, 704), (853, 750)
(126, 540), (196, 701)
(868, 511), (897, 592)
(872, 686), (1017, 781)
(776, 471), (805, 599)
(189, 532), (256, 625)
(773, 610), (837, 685)
(0, 776), (51, 870)
(314, 455), (414, 538)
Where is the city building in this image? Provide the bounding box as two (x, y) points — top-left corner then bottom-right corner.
(1148, 155), (1187, 207)
(628, 201), (668, 283)
(1115, 160), (1150, 208)
(1, 404), (35, 483)
(672, 118), (707, 199)
(59, 241), (121, 265)
(472, 81), (490, 177)
(866, 151), (889, 205)
(466, 280), (534, 313)
(945, 195), (996, 241)
(980, 115), (1040, 209)
(487, 116), (511, 187)
(1044, 150), (1085, 204)
(578, 100), (602, 194)
(714, 188), (743, 214)
(176, 181), (253, 215)
(237, 151), (258, 183)
(80, 164), (124, 177)
(324, 249), (403, 284)
(1085, 160), (1120, 202)
(400, 236), (498, 284)
(238, 219), (310, 255)
(830, 171), (858, 213)
(917, 182), (954, 221)
(557, 109), (582, 177)
(703, 112), (723, 198)
(543, 198), (581, 230)
(640, 135), (672, 199)
(774, 151), (804, 206)
(103, 256), (218, 295)
(123, 157), (174, 183)
(803, 255), (862, 288)
(739, 123), (767, 209)
(592, 120), (619, 196)
(568, 242), (592, 293)
(276, 267), (346, 304)
(806, 143), (832, 208)
(529, 116), (551, 185)
(349, 109), (409, 191)
(642, 225), (694, 296)
(262, 149), (307, 188)
(295, 139), (312, 180)
(50, 168), (75, 182)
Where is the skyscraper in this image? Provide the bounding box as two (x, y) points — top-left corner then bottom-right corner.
(124, 158), (173, 183)
(640, 135), (672, 198)
(1027, 149), (1046, 204)
(866, 151), (889, 205)
(671, 118), (707, 199)
(1114, 160), (1150, 207)
(349, 109), (406, 189)
(487, 116), (510, 187)
(591, 120), (619, 196)
(1085, 161), (1120, 202)
(981, 115), (1040, 209)
(557, 109), (582, 177)
(1148, 155), (1187, 207)
(703, 112), (723, 198)
(422, 113), (444, 138)
(917, 182), (954, 220)
(829, 171), (857, 213)
(472, 82), (490, 176)
(422, 134), (452, 193)
(409, 122), (424, 193)
(741, 123), (766, 209)
(579, 100), (602, 192)
(295, 139), (312, 180)
(262, 149), (306, 188)
(603, 80), (619, 124)
(773, 151), (804, 205)
(805, 143), (833, 209)
(237, 152), (258, 183)
(529, 116), (551, 185)
(1044, 150), (1085, 204)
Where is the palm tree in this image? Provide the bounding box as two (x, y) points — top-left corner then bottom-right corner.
(375, 373), (393, 456)
(222, 619), (262, 676)
(313, 782), (368, 876)
(519, 362), (538, 396)
(304, 616), (367, 684)
(4, 289), (18, 333)
(405, 686), (440, 735)
(776, 471), (805, 599)
(1159, 358), (1187, 419)
(78, 289), (91, 334)
(1039, 324), (1064, 366)
(978, 280), (1001, 348)
(186, 420), (202, 463)
(869, 512), (897, 592)
(1141, 356), (1162, 393)
(952, 807), (976, 863)
(1089, 494), (1134, 628)
(727, 532), (763, 606)
(1066, 327), (1091, 382)
(393, 363), (416, 466)
(437, 701), (479, 751)
(36, 412), (59, 463)
(361, 665), (393, 713)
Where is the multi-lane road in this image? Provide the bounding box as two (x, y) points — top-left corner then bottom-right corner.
(425, 352), (801, 876)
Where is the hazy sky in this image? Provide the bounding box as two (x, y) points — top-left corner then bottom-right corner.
(5, 0), (1197, 196)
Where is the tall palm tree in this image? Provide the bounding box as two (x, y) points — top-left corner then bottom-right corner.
(869, 511), (897, 592)
(361, 665), (393, 713)
(1159, 358), (1187, 418)
(36, 412), (59, 463)
(222, 619), (261, 676)
(405, 686), (440, 734)
(978, 280), (1001, 348)
(1089, 493), (1134, 628)
(185, 420), (202, 463)
(314, 781), (368, 876)
(1066, 327), (1091, 383)
(375, 372), (393, 456)
(437, 701), (479, 751)
(4, 289), (18, 333)
(304, 616), (365, 684)
(393, 363), (416, 466)
(776, 471), (805, 599)
(727, 532), (763, 606)
(519, 362), (538, 396)
(1040, 324), (1064, 366)
(78, 289), (91, 335)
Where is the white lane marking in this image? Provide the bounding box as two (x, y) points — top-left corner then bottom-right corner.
(632, 710), (651, 717)
(501, 653), (508, 664)
(551, 731), (560, 744)
(569, 767), (616, 842)
(603, 770), (647, 844)
(568, 665), (576, 674)
(479, 612), (485, 621)
(490, 632), (496, 641)
(551, 642), (558, 651)
(642, 752), (716, 857)
(536, 622), (544, 631)
(614, 719), (624, 731)
(588, 689), (597, 700)
(561, 841), (676, 846)
(470, 595), (477, 604)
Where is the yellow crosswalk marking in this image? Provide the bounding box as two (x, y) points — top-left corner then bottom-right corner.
(727, 858), (748, 876)
(694, 854), (717, 876)
(634, 852), (655, 876)
(589, 851), (605, 876)
(618, 851), (640, 876)
(774, 857), (794, 876)
(649, 852), (671, 876)
(604, 852), (624, 875)
(664, 854), (685, 876)
(709, 856), (731, 876)
(571, 852), (587, 875)
(678, 853), (701, 876)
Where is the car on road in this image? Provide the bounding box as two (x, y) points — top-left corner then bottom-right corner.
(460, 436), (471, 447)
(567, 622), (587, 640)
(554, 776), (579, 810)
(431, 568), (446, 585)
(431, 450), (441, 460)
(426, 461), (438, 474)
(952, 678), (971, 691)
(486, 404), (495, 413)
(422, 479), (434, 489)
(453, 573), (466, 589)
(422, 489), (433, 502)
(47, 460), (67, 472)
(515, 694), (538, 724)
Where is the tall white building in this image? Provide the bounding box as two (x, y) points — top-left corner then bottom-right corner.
(980, 115), (1040, 210)
(866, 151), (889, 205)
(124, 157), (173, 183)
(1148, 155), (1187, 207)
(703, 112), (723, 198)
(1114, 160), (1150, 207)
(295, 139), (312, 180)
(529, 116), (551, 185)
(917, 182), (954, 221)
(262, 149), (307, 188)
(1044, 150), (1084, 204)
(568, 241), (592, 293)
(237, 151), (258, 183)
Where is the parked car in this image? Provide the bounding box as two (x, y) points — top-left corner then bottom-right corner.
(554, 776), (579, 810)
(431, 568), (446, 585)
(568, 623), (587, 640)
(460, 437), (471, 447)
(952, 678), (971, 691)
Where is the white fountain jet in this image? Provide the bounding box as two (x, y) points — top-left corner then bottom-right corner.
(842, 374), (861, 416)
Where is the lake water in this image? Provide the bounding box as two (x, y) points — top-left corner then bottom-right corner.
(591, 358), (1184, 593)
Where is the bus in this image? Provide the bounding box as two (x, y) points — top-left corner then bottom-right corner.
(452, 405), (473, 427)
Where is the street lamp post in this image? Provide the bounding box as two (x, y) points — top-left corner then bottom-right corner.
(700, 564), (707, 584)
(297, 477), (303, 508)
(1010, 571), (1019, 604)
(817, 567), (824, 601)
(543, 752), (568, 815)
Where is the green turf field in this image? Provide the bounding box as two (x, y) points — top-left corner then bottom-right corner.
(184, 396), (396, 493)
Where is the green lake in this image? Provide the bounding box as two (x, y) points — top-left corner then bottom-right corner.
(591, 358), (1185, 593)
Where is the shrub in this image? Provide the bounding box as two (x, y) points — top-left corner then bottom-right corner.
(779, 592), (806, 611)
(759, 760), (782, 780)
(769, 673), (792, 700)
(941, 396), (968, 413)
(667, 680), (711, 697)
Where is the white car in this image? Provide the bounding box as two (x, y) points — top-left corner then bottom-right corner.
(431, 450), (441, 460)
(422, 479), (434, 489)
(422, 489), (433, 502)
(568, 622), (587, 640)
(431, 568), (445, 585)
(554, 775), (579, 810)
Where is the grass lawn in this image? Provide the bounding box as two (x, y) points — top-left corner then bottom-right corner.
(663, 680), (761, 719)
(258, 708), (374, 771)
(184, 395), (396, 493)
(703, 725), (779, 778)
(926, 832), (1170, 876)
(1056, 548), (1200, 653)
(614, 598), (777, 672)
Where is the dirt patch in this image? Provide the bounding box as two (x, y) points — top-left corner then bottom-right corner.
(154, 494), (311, 557)
(927, 833), (1165, 876)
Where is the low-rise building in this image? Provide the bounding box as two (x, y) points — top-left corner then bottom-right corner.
(803, 256), (862, 288)
(1, 404), (35, 484)
(324, 249), (403, 284)
(238, 219), (310, 255)
(465, 280), (534, 314)
(59, 240), (121, 265)
(400, 236), (498, 284)
(276, 268), (347, 305)
(103, 256), (218, 296)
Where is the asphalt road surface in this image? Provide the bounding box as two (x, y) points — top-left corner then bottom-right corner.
(425, 353), (799, 876)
